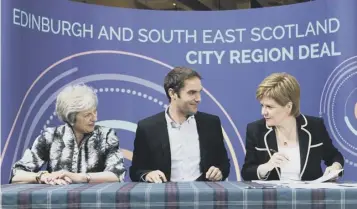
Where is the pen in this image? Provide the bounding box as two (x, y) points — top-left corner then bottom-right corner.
(270, 149), (290, 161)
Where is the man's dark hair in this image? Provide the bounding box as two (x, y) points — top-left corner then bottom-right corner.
(164, 67), (201, 102)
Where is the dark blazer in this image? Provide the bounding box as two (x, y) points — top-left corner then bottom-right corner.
(130, 111), (230, 182)
(241, 114), (344, 181)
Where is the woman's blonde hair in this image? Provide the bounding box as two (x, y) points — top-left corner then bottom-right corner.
(256, 72), (300, 117)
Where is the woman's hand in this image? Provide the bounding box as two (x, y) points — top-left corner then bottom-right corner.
(267, 152), (290, 170)
(323, 162), (343, 181)
(40, 171), (72, 185)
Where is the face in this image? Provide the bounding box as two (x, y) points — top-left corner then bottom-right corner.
(260, 96), (292, 127)
(171, 77), (202, 116)
(73, 107), (97, 134)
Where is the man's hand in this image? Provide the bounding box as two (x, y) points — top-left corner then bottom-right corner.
(145, 170), (167, 183)
(206, 166), (222, 181)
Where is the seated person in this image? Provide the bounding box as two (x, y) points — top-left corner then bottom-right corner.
(11, 84), (126, 184)
(241, 72), (344, 181)
(130, 67), (230, 183)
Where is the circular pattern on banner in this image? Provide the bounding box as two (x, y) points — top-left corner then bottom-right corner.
(7, 50), (244, 181)
(320, 56), (357, 166)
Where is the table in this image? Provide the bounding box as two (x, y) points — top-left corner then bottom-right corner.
(1, 181), (357, 209)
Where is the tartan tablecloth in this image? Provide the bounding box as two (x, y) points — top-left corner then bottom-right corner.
(1, 181), (357, 209)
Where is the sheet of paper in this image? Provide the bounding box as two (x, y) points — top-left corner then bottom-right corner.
(307, 169), (344, 183)
(287, 182), (343, 189)
(252, 180), (304, 185)
(335, 183), (357, 188)
(252, 180), (352, 189)
(252, 169), (345, 189)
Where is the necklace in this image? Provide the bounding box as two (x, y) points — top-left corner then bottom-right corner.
(276, 126), (295, 146)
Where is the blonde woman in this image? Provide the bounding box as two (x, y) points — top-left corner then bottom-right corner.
(241, 73), (343, 181)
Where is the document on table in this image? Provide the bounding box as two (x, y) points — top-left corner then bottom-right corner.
(307, 169), (344, 183)
(252, 169), (345, 188)
(286, 182), (344, 189)
(337, 183), (357, 187)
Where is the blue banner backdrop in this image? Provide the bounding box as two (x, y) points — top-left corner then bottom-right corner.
(1, 0), (357, 183)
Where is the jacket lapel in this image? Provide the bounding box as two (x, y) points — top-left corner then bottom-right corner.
(263, 124), (281, 178)
(297, 114), (311, 179)
(193, 112), (206, 168)
(156, 112), (172, 179)
(263, 114), (311, 180)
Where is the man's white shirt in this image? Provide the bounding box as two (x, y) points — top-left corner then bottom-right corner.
(165, 108), (202, 182)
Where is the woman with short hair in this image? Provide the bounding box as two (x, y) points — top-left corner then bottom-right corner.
(11, 84), (126, 184)
(241, 73), (344, 181)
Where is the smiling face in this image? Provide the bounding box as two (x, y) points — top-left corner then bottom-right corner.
(260, 96), (292, 127)
(170, 77), (202, 117)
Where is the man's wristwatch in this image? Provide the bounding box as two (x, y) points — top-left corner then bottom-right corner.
(35, 171), (49, 183)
